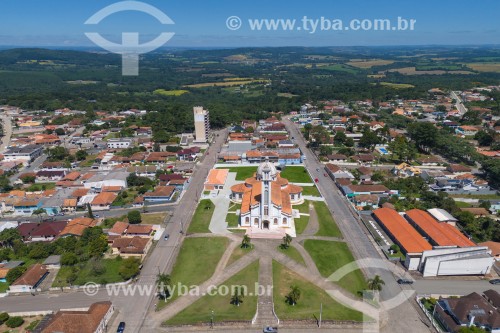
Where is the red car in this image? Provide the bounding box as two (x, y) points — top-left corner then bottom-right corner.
(314, 178), (319, 183)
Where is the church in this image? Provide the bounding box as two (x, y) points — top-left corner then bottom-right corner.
(230, 159), (304, 234)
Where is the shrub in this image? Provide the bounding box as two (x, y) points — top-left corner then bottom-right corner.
(0, 312), (9, 325)
(127, 210), (142, 224)
(6, 316), (24, 328)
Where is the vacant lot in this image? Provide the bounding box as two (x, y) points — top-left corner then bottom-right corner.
(217, 166), (257, 181)
(53, 259), (125, 287)
(141, 212), (168, 225)
(272, 261), (363, 321)
(187, 200), (215, 233)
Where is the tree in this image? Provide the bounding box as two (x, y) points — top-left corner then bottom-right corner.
(128, 210), (142, 224)
(0, 228), (22, 247)
(20, 174), (35, 184)
(319, 145), (333, 156)
(359, 130), (381, 150)
(407, 122), (438, 152)
(61, 252), (78, 266)
(86, 203), (94, 219)
(54, 128), (65, 136)
(230, 286), (244, 306)
(281, 234), (292, 249)
(333, 131), (347, 145)
(286, 285), (301, 305)
(46, 146), (69, 161)
(389, 244), (400, 254)
(119, 257), (140, 280)
(5, 316), (24, 328)
(75, 149), (88, 161)
(344, 137), (355, 147)
(6, 266), (27, 284)
(157, 273), (171, 300)
(32, 208), (46, 222)
(241, 235), (251, 249)
(0, 312), (9, 325)
(479, 200), (491, 210)
(388, 136), (417, 162)
(367, 275), (385, 292)
(474, 130), (494, 146)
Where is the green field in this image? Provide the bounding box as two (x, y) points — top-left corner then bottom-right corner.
(378, 82), (415, 89)
(301, 185), (321, 197)
(313, 201), (342, 238)
(217, 166), (257, 181)
(272, 261), (363, 321)
(320, 64), (361, 74)
(141, 212), (168, 225)
(280, 166), (312, 183)
(304, 240), (366, 296)
(53, 259), (126, 287)
(227, 244), (254, 266)
(166, 237), (229, 304)
(153, 89), (189, 96)
(187, 200), (215, 233)
(26, 182), (56, 191)
(165, 260), (259, 325)
(278, 245), (306, 266)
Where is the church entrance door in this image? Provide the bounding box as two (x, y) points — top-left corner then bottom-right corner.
(263, 221), (270, 229)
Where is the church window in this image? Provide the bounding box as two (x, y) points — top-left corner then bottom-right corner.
(274, 218), (278, 225)
(283, 218), (287, 225)
(254, 218), (259, 225)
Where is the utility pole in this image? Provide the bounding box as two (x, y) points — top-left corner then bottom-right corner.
(319, 303), (323, 328)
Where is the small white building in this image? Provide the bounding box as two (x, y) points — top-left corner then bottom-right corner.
(107, 138), (133, 149)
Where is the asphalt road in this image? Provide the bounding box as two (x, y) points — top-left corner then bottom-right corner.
(283, 118), (433, 333)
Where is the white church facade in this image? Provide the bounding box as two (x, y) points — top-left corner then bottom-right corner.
(230, 159), (303, 234)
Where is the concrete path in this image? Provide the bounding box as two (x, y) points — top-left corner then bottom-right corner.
(208, 172), (238, 234)
(301, 195), (325, 201)
(253, 257), (279, 326)
(301, 201), (318, 236)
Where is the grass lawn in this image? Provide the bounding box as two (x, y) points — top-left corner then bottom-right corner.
(301, 185), (321, 197)
(227, 244), (254, 266)
(111, 190), (138, 207)
(164, 260), (259, 325)
(26, 182), (56, 191)
(304, 240), (366, 296)
(217, 166), (257, 181)
(187, 200), (215, 234)
(272, 261), (363, 321)
(313, 201), (342, 238)
(141, 212), (168, 225)
(280, 166), (312, 183)
(226, 212), (240, 227)
(278, 246), (306, 266)
(161, 237), (229, 307)
(295, 201), (310, 214)
(450, 193), (500, 200)
(79, 154), (97, 167)
(453, 201), (472, 208)
(102, 215), (127, 228)
(53, 259), (126, 287)
(0, 281), (9, 293)
(228, 203), (241, 212)
(294, 215), (310, 235)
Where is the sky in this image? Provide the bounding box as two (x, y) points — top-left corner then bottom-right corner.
(0, 0), (499, 48)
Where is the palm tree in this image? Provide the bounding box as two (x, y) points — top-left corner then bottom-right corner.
(286, 285), (301, 306)
(156, 273), (171, 301)
(367, 275), (385, 292)
(241, 235), (251, 249)
(281, 234), (292, 249)
(230, 286), (244, 306)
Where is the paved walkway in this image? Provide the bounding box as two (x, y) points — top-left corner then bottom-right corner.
(209, 172), (238, 234)
(254, 257), (279, 326)
(300, 201), (318, 236)
(301, 195), (325, 201)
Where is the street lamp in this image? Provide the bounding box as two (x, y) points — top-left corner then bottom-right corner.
(210, 310), (214, 329)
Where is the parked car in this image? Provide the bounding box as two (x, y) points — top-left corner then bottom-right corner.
(489, 279), (500, 285)
(314, 178), (319, 183)
(164, 234), (170, 241)
(117, 322), (126, 333)
(397, 278), (414, 285)
(263, 327), (278, 333)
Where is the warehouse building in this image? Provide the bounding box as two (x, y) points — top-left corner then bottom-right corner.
(372, 208), (494, 276)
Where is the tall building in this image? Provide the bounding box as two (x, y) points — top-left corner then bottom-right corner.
(193, 106), (210, 142)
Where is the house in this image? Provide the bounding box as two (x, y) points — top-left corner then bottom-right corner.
(343, 184), (390, 197)
(0, 261), (24, 283)
(447, 164), (472, 174)
(177, 147), (199, 161)
(327, 154), (348, 163)
(38, 301), (114, 333)
(352, 194), (379, 209)
(352, 154), (374, 165)
(2, 145), (43, 163)
(143, 186), (176, 203)
(13, 200), (41, 216)
(9, 263), (48, 293)
(107, 138), (133, 149)
(62, 198), (78, 213)
(205, 169), (229, 191)
(59, 217), (97, 237)
(167, 178), (189, 191)
(392, 163), (421, 178)
(111, 236), (152, 259)
(91, 192), (118, 210)
(17, 221), (67, 242)
(357, 166), (373, 182)
(417, 155), (442, 166)
(125, 224), (153, 237)
(324, 164), (355, 180)
(435, 292), (500, 333)
(455, 125), (480, 136)
(369, 121), (385, 131)
(460, 207), (490, 217)
(478, 241), (500, 261)
(83, 170), (128, 192)
(108, 221), (128, 236)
